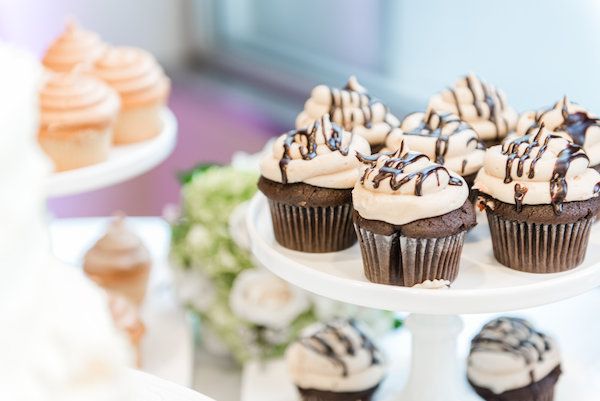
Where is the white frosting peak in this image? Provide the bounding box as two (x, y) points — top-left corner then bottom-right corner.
(467, 317), (560, 394)
(286, 320), (386, 392)
(474, 125), (600, 210)
(517, 96), (600, 166)
(296, 76), (401, 146)
(352, 146), (468, 225)
(388, 110), (485, 176)
(260, 114), (370, 188)
(428, 74), (517, 141)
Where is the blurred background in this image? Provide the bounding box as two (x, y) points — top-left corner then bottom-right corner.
(2, 0), (599, 217)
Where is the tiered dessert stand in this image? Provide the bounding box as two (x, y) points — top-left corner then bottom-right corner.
(45, 109), (197, 389)
(46, 108), (177, 197)
(246, 193), (600, 401)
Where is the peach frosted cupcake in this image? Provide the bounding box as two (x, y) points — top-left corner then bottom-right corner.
(42, 19), (106, 72)
(91, 47), (170, 144)
(38, 71), (120, 171)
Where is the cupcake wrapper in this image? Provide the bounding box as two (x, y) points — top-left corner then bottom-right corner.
(267, 199), (356, 252)
(486, 211), (593, 273)
(355, 225), (465, 287)
(470, 367), (560, 401)
(298, 385), (379, 401)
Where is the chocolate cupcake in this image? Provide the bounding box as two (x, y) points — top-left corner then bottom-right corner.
(516, 96), (600, 172)
(259, 114), (370, 252)
(387, 109), (485, 201)
(474, 125), (600, 273)
(296, 76), (401, 153)
(352, 142), (476, 287)
(286, 319), (386, 401)
(428, 74), (518, 147)
(468, 317), (561, 401)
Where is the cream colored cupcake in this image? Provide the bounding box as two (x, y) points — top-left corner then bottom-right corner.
(38, 70), (120, 171)
(91, 46), (170, 144)
(84, 215), (151, 306)
(42, 19), (106, 73)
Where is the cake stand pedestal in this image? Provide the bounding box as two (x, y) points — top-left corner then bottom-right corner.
(45, 108), (177, 197)
(246, 193), (600, 401)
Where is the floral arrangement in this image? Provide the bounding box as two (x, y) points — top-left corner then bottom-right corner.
(169, 162), (399, 365)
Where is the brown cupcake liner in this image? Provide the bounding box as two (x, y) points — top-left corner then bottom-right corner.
(469, 366), (561, 401)
(297, 385), (379, 401)
(355, 224), (466, 287)
(267, 199), (356, 252)
(486, 210), (593, 273)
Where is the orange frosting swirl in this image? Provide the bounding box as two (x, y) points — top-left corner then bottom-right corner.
(39, 71), (120, 137)
(91, 46), (170, 109)
(42, 19), (106, 73)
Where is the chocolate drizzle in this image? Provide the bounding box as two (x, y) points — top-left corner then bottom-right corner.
(469, 317), (553, 388)
(501, 124), (589, 215)
(358, 146), (463, 194)
(279, 115), (351, 184)
(403, 110), (482, 165)
(514, 184), (528, 212)
(299, 319), (381, 377)
(539, 96), (600, 147)
(448, 75), (510, 139)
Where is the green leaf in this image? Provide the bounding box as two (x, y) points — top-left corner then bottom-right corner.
(177, 163), (220, 185)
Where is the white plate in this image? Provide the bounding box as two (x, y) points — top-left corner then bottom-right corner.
(247, 193), (600, 314)
(46, 108), (177, 198)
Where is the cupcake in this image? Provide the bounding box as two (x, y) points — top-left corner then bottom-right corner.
(259, 114), (370, 252)
(387, 109), (485, 200)
(38, 71), (120, 171)
(42, 19), (106, 72)
(474, 125), (600, 272)
(107, 292), (145, 367)
(428, 74), (518, 147)
(84, 215), (151, 306)
(352, 143), (476, 287)
(468, 317), (561, 401)
(296, 76), (401, 153)
(517, 96), (600, 171)
(286, 319), (386, 401)
(91, 46), (170, 144)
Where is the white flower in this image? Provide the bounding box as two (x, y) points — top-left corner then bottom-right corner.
(186, 225), (210, 248)
(162, 203), (181, 224)
(172, 267), (216, 312)
(228, 201), (251, 251)
(229, 269), (309, 329)
(230, 139), (274, 173)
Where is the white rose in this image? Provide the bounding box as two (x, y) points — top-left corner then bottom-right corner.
(229, 269), (309, 329)
(228, 201), (251, 251)
(172, 267), (216, 312)
(187, 224), (210, 248)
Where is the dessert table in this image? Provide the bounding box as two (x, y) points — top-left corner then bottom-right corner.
(48, 217), (600, 401)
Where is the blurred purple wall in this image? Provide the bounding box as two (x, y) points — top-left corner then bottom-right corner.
(47, 75), (280, 217)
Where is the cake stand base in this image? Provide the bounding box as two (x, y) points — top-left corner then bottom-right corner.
(386, 314), (478, 401)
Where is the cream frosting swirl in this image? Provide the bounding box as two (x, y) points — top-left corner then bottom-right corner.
(91, 46), (170, 109)
(84, 215), (150, 273)
(467, 317), (560, 394)
(40, 70), (120, 137)
(260, 114), (370, 189)
(387, 110), (485, 176)
(295, 76), (401, 146)
(474, 125), (600, 213)
(42, 19), (106, 73)
(286, 319), (386, 392)
(517, 96), (600, 166)
(428, 74), (518, 142)
(353, 143), (468, 225)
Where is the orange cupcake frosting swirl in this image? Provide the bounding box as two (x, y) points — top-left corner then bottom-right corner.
(42, 19), (106, 72)
(92, 47), (170, 109)
(40, 71), (120, 137)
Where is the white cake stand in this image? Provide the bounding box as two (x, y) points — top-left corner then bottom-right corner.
(246, 193), (600, 401)
(46, 108), (178, 197)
